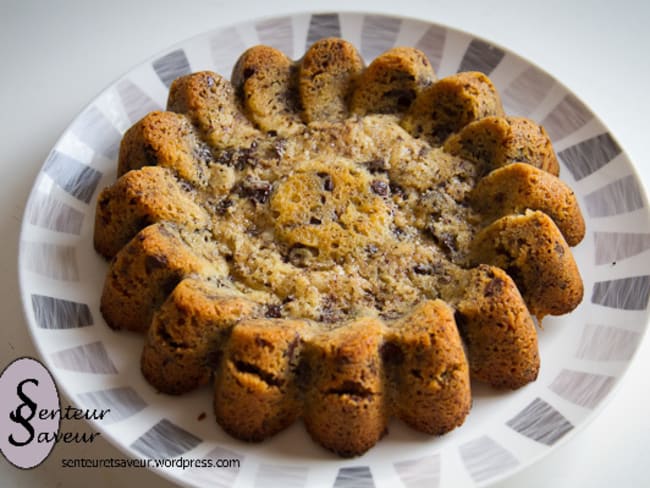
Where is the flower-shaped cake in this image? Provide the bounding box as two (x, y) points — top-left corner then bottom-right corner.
(94, 38), (584, 457)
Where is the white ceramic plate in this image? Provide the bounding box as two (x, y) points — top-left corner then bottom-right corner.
(18, 11), (650, 488)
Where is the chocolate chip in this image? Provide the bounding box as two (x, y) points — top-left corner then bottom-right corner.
(310, 217), (322, 225)
(193, 143), (213, 164)
(371, 180), (389, 196)
(364, 159), (388, 173)
(413, 264), (434, 275)
(237, 178), (272, 204)
(145, 254), (168, 273)
(243, 67), (255, 79)
(216, 149), (235, 166)
(317, 172), (334, 191)
(484, 277), (505, 297)
(234, 148), (258, 170)
(213, 198), (233, 215)
(431, 232), (457, 256)
(319, 296), (338, 323)
(265, 304), (282, 318)
(324, 177), (334, 192)
(440, 233), (457, 252)
(216, 148), (258, 170)
(389, 182), (405, 197)
(273, 138), (287, 158)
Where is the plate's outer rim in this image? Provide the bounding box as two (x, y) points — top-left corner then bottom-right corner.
(16, 10), (650, 488)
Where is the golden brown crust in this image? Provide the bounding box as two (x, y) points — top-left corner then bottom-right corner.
(470, 211), (584, 319)
(401, 71), (504, 145)
(94, 166), (210, 258)
(142, 279), (258, 394)
(384, 300), (471, 434)
(302, 318), (387, 457)
(117, 110), (209, 185)
(231, 46), (303, 136)
(444, 116), (560, 176)
(472, 162), (585, 246)
(350, 46), (435, 115)
(93, 39), (586, 457)
(100, 223), (226, 332)
(453, 265), (540, 389)
(214, 319), (307, 441)
(299, 38), (365, 123)
(167, 71), (259, 147)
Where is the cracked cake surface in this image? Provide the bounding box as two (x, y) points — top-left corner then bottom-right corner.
(94, 38), (585, 457)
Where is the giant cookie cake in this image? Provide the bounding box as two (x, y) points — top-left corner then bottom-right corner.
(94, 38), (585, 457)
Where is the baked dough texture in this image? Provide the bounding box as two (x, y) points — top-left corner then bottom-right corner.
(94, 38), (584, 456)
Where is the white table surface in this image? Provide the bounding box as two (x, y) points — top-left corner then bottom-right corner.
(2, 0), (649, 486)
